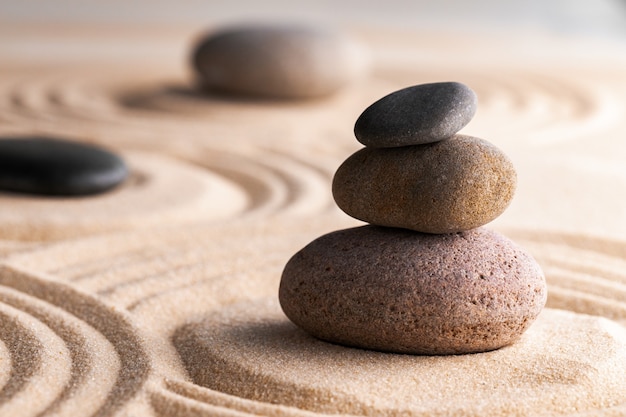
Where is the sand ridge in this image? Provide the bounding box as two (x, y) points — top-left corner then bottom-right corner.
(175, 300), (626, 416)
(1, 23), (626, 416)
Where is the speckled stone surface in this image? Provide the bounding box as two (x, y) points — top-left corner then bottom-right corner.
(332, 135), (517, 233)
(354, 82), (477, 147)
(279, 225), (547, 355)
(0, 136), (128, 196)
(192, 24), (366, 99)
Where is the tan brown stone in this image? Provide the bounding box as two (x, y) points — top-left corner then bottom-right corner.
(332, 135), (517, 233)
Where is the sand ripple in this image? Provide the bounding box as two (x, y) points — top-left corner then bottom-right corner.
(172, 300), (626, 417)
(511, 230), (626, 324)
(0, 151), (247, 241)
(3, 221), (626, 415)
(0, 265), (150, 416)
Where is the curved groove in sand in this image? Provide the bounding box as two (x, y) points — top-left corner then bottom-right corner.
(0, 265), (151, 417)
(35, 230), (295, 307)
(0, 75), (120, 125)
(0, 151), (248, 241)
(0, 306), (43, 408)
(549, 287), (626, 322)
(171, 298), (626, 417)
(124, 262), (281, 312)
(0, 286), (120, 416)
(0, 73), (365, 147)
(178, 147), (334, 217)
(0, 341), (10, 394)
(182, 146), (336, 217)
(72, 234), (288, 310)
(0, 305), (73, 416)
(473, 73), (613, 147)
(509, 229), (626, 322)
(151, 380), (331, 417)
(372, 68), (619, 147)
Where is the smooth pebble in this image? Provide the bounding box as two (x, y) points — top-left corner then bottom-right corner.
(192, 25), (367, 99)
(354, 82), (477, 148)
(279, 226), (547, 355)
(0, 137), (128, 196)
(332, 135), (516, 233)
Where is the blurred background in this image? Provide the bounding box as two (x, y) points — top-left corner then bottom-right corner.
(1, 0), (626, 240)
(1, 0), (626, 39)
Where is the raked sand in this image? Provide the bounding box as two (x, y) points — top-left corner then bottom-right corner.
(1, 23), (626, 416)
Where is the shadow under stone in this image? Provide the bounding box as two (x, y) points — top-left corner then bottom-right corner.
(117, 84), (324, 115)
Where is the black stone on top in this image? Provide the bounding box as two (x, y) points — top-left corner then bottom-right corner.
(354, 82), (478, 148)
(0, 137), (128, 196)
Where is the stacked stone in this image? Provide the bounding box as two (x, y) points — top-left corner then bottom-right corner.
(279, 82), (547, 355)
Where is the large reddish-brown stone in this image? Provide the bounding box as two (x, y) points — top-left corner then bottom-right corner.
(279, 226), (546, 355)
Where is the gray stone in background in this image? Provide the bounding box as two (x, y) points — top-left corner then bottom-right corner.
(354, 82), (477, 147)
(279, 225), (546, 355)
(192, 25), (365, 99)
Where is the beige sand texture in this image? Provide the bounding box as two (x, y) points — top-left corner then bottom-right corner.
(2, 20), (626, 417)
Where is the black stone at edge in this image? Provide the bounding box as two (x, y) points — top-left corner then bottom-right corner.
(0, 137), (128, 196)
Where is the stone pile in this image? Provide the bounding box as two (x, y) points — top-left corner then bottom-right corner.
(280, 82), (547, 355)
